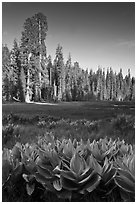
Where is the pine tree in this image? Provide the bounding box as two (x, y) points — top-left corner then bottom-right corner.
(10, 39), (22, 99)
(106, 68), (111, 100)
(54, 44), (65, 100)
(116, 69), (124, 101)
(2, 44), (11, 101)
(65, 53), (72, 101)
(130, 77), (135, 101)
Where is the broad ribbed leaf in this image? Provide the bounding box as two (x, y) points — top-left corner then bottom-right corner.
(103, 168), (117, 185)
(81, 172), (101, 193)
(2, 160), (12, 184)
(128, 156), (135, 176)
(61, 176), (79, 190)
(118, 169), (135, 183)
(78, 169), (95, 184)
(35, 172), (51, 185)
(115, 176), (135, 193)
(78, 167), (93, 182)
(101, 139), (108, 152)
(37, 158), (53, 171)
(70, 153), (84, 175)
(53, 179), (62, 191)
(26, 183), (35, 195)
(50, 149), (60, 168)
(120, 188), (135, 202)
(92, 144), (104, 162)
(37, 165), (54, 180)
(12, 145), (21, 160)
(63, 139), (75, 159)
(22, 174), (34, 182)
(60, 170), (76, 181)
(88, 154), (102, 175)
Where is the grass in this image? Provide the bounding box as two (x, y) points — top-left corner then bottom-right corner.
(2, 101), (135, 149)
(2, 101), (135, 121)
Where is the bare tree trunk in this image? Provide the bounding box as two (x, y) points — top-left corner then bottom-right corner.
(39, 53), (42, 100)
(25, 53), (32, 103)
(53, 80), (57, 100)
(39, 20), (42, 101)
(50, 67), (52, 86)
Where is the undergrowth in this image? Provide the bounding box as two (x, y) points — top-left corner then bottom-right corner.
(2, 113), (135, 149)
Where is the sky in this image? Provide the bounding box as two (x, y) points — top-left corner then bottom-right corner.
(2, 2), (135, 76)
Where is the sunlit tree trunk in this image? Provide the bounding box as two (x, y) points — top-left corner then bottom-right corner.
(25, 53), (32, 103)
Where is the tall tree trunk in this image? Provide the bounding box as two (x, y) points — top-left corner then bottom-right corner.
(39, 20), (42, 101)
(25, 53), (32, 103)
(53, 80), (57, 100)
(39, 53), (42, 100)
(50, 67), (52, 86)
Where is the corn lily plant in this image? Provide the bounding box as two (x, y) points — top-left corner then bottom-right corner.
(2, 136), (135, 202)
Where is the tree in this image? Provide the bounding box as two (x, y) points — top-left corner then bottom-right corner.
(54, 44), (65, 100)
(130, 77), (135, 101)
(116, 69), (124, 101)
(106, 68), (111, 100)
(2, 44), (11, 101)
(20, 12), (48, 102)
(65, 53), (73, 101)
(10, 39), (22, 99)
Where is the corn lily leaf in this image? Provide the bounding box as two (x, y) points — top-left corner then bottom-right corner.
(60, 170), (77, 181)
(22, 173), (35, 182)
(53, 179), (62, 191)
(56, 189), (72, 201)
(12, 163), (23, 176)
(37, 165), (54, 180)
(25, 161), (37, 173)
(73, 138), (78, 149)
(35, 172), (56, 185)
(87, 154), (102, 175)
(70, 152), (85, 175)
(26, 183), (35, 195)
(2, 160), (12, 184)
(78, 167), (94, 182)
(80, 172), (101, 193)
(12, 145), (21, 160)
(102, 157), (112, 173)
(92, 144), (104, 162)
(115, 176), (135, 193)
(103, 168), (117, 186)
(50, 149), (60, 168)
(61, 176), (79, 191)
(118, 169), (135, 183)
(37, 157), (53, 171)
(78, 169), (96, 185)
(114, 157), (129, 171)
(128, 155), (135, 176)
(120, 188), (135, 202)
(63, 139), (75, 159)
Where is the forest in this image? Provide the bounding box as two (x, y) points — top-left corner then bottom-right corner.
(2, 12), (135, 103)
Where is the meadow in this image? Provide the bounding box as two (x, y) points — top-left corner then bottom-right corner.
(2, 101), (134, 120)
(2, 101), (135, 202)
(2, 101), (135, 148)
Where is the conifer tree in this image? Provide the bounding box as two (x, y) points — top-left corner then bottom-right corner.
(20, 12), (48, 102)
(2, 44), (11, 101)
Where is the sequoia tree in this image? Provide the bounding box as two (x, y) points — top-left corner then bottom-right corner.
(20, 12), (48, 102)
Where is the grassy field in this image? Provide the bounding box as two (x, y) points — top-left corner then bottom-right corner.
(2, 101), (135, 202)
(2, 101), (135, 149)
(2, 101), (135, 121)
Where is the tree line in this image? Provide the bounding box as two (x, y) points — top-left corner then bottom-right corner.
(2, 12), (135, 103)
